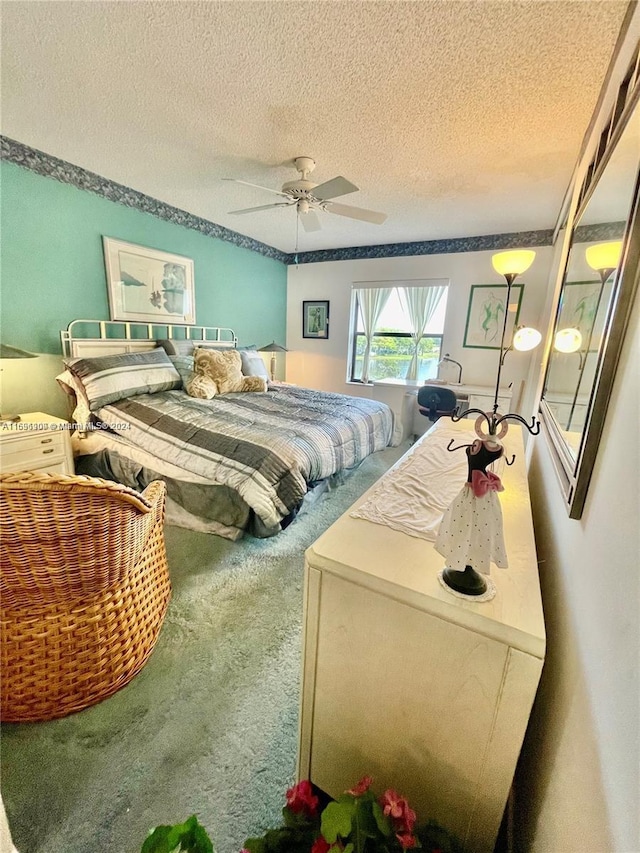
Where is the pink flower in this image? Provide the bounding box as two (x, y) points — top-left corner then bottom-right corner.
(379, 789), (417, 833)
(396, 832), (418, 849)
(285, 779), (319, 818)
(347, 775), (373, 796)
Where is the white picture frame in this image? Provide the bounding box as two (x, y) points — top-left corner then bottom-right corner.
(103, 237), (195, 324)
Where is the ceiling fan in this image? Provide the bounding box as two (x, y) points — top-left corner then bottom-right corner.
(224, 156), (387, 232)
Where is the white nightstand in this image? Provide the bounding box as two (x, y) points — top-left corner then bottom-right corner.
(0, 412), (74, 475)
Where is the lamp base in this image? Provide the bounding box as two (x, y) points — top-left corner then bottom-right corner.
(441, 565), (488, 596)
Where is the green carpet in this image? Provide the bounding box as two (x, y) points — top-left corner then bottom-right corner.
(1, 442), (408, 853)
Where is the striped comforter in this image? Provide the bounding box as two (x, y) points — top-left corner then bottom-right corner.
(96, 385), (393, 529)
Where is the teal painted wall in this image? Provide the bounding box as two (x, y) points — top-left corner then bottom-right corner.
(0, 161), (287, 354)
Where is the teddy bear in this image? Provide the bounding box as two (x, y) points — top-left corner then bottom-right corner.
(186, 348), (267, 399)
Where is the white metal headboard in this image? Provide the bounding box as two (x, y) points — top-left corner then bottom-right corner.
(61, 319), (237, 358)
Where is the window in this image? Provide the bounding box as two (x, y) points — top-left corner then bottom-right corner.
(350, 281), (448, 383)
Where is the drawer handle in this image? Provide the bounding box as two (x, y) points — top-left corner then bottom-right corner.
(42, 448), (55, 455)
(40, 438), (53, 444)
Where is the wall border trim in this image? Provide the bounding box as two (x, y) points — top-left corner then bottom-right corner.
(3, 135), (571, 266)
(0, 136), (289, 264)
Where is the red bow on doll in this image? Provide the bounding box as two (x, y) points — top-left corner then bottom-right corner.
(470, 469), (504, 497)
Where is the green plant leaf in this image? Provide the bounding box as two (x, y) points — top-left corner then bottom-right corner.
(141, 826), (173, 853)
(282, 808), (316, 831)
(141, 815), (214, 853)
(371, 802), (392, 837)
(321, 800), (356, 843)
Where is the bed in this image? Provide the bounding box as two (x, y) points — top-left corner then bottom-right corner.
(59, 320), (394, 540)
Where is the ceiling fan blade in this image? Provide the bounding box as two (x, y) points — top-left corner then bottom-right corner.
(228, 203), (292, 215)
(300, 210), (322, 232)
(312, 176), (359, 200)
(327, 202), (387, 225)
(222, 178), (289, 198)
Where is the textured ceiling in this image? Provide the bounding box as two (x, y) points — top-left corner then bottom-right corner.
(0, 1), (629, 253)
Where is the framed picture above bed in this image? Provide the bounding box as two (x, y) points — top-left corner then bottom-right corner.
(302, 300), (329, 339)
(103, 237), (196, 325)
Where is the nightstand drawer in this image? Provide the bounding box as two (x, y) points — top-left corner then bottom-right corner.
(0, 414), (74, 476)
(0, 430), (64, 455)
(0, 441), (66, 473)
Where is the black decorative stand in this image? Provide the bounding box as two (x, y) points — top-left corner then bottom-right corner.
(442, 564), (488, 596)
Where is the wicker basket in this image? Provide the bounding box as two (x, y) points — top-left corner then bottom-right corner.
(0, 471), (171, 722)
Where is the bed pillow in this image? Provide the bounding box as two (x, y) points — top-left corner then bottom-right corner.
(240, 349), (270, 380)
(56, 369), (89, 406)
(190, 348), (266, 394)
(156, 339), (196, 357)
(65, 348), (181, 411)
(157, 339), (237, 357)
(56, 370), (93, 426)
(169, 355), (195, 388)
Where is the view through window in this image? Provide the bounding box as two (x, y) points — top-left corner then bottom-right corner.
(351, 284), (448, 382)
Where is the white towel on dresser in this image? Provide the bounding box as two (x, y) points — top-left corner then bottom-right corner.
(350, 425), (476, 540)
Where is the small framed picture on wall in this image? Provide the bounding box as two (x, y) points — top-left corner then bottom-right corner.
(302, 300), (330, 339)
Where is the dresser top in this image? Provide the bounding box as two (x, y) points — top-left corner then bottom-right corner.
(306, 418), (545, 658)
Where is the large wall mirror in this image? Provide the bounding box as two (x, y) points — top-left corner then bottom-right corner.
(540, 51), (640, 518)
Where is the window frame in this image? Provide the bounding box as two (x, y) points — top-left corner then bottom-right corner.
(348, 284), (448, 384)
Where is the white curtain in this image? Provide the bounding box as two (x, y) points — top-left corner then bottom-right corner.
(399, 285), (447, 380)
(355, 287), (392, 383)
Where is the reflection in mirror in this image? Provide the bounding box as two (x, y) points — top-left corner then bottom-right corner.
(542, 98), (639, 463)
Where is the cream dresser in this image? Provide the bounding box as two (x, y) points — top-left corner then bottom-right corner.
(0, 412), (74, 475)
(298, 419), (545, 853)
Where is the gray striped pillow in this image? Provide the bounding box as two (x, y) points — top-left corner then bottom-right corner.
(169, 355), (195, 387)
(65, 348), (181, 411)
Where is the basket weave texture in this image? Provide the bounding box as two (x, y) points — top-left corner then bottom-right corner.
(1, 471), (172, 722)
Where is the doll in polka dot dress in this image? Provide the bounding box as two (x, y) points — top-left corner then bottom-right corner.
(435, 416), (508, 576)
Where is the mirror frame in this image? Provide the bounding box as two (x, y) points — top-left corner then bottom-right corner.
(539, 49), (640, 519)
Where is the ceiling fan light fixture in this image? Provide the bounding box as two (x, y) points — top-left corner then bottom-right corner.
(224, 157), (388, 236)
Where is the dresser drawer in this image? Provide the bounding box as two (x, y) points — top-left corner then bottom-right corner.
(1, 429), (64, 454)
(0, 441), (66, 473)
(0, 415), (73, 476)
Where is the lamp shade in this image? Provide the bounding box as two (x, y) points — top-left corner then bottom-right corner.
(513, 326), (542, 352)
(258, 341), (288, 352)
(554, 327), (583, 353)
(491, 249), (536, 277)
(585, 241), (622, 273)
(0, 343), (37, 359)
